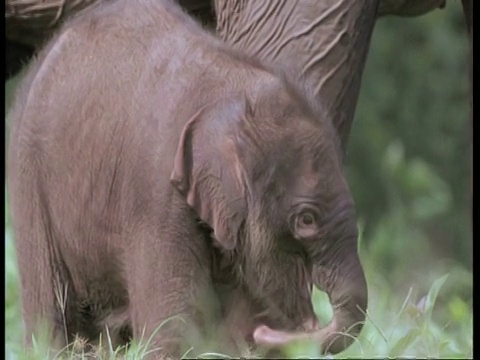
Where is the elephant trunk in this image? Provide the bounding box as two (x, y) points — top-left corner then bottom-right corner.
(253, 248), (368, 355)
(309, 249), (368, 353)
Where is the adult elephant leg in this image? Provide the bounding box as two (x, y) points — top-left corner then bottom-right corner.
(214, 0), (379, 154)
(126, 207), (217, 357)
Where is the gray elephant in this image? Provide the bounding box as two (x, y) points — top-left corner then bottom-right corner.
(8, 0), (367, 357)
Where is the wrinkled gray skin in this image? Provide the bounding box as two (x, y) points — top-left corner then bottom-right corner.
(8, 0), (365, 357)
(212, 0), (449, 352)
(214, 0), (448, 155)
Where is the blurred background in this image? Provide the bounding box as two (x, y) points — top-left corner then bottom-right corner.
(347, 1), (471, 311)
(348, 2), (471, 297)
(5, 1), (472, 358)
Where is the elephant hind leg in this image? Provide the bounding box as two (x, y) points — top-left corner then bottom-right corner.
(12, 207), (70, 349)
(10, 174), (82, 350)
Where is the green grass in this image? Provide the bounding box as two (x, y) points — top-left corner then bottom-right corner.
(5, 209), (472, 359)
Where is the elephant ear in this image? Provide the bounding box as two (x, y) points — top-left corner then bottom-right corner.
(170, 102), (248, 250)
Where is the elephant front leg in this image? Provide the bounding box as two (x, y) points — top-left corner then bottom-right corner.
(126, 228), (216, 358)
(216, 285), (287, 358)
(215, 285), (256, 353)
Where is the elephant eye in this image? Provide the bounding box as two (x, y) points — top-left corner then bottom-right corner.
(299, 212), (315, 226)
(291, 206), (320, 240)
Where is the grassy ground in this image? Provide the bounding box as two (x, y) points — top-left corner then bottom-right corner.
(5, 200), (472, 359)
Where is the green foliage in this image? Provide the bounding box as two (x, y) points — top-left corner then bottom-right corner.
(278, 269), (471, 359)
(4, 237), (473, 358)
(346, 2), (471, 284)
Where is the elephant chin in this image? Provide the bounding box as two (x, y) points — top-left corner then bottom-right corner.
(252, 251), (368, 355)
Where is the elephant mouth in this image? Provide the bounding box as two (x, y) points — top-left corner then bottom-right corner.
(252, 318), (323, 346)
(245, 282), (321, 347)
(250, 312), (322, 348)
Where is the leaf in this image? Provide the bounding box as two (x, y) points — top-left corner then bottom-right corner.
(437, 340), (451, 353)
(448, 296), (469, 322)
(424, 274), (449, 324)
(398, 287), (414, 317)
(388, 328), (420, 357)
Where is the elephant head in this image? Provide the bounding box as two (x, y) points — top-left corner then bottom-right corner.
(170, 81), (368, 354)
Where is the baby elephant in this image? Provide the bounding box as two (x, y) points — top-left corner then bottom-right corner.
(7, 0), (367, 357)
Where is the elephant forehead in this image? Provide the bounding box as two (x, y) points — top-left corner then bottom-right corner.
(293, 156), (345, 197)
